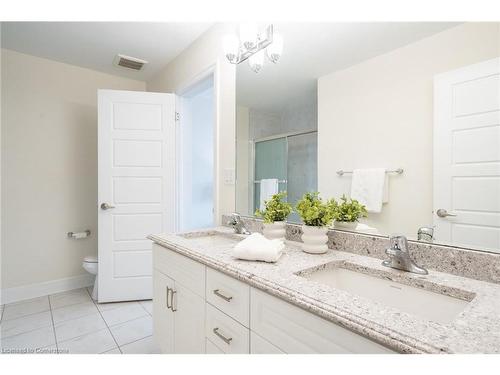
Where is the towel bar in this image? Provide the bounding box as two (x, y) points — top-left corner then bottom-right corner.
(253, 179), (287, 183)
(67, 230), (91, 239)
(336, 168), (404, 176)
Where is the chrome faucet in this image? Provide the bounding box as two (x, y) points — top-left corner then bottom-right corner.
(227, 213), (250, 235)
(382, 235), (428, 275)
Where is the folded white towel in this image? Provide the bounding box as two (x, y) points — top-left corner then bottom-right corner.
(350, 168), (387, 213)
(355, 223), (379, 234)
(233, 233), (284, 263)
(259, 178), (279, 211)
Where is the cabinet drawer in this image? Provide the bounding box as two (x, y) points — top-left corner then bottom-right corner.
(250, 288), (394, 354)
(206, 268), (250, 326)
(205, 339), (224, 354)
(250, 331), (284, 354)
(206, 303), (249, 354)
(153, 243), (205, 297)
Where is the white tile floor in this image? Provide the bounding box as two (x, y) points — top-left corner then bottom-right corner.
(1, 287), (160, 354)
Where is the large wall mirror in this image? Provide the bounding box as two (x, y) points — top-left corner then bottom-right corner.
(235, 22), (500, 254)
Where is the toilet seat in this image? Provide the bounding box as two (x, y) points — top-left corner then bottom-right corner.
(83, 255), (97, 263)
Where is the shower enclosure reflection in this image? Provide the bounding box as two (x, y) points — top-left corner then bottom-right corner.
(235, 89), (318, 221)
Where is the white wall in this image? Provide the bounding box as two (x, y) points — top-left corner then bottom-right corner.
(235, 105), (250, 215)
(147, 23), (237, 224)
(1, 49), (145, 297)
(318, 23), (500, 237)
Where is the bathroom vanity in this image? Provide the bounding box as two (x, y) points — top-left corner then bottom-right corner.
(149, 226), (500, 354)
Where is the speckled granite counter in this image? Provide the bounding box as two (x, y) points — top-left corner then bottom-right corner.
(149, 227), (500, 354)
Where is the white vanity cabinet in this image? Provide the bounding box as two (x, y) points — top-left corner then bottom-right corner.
(153, 245), (206, 354)
(153, 244), (395, 354)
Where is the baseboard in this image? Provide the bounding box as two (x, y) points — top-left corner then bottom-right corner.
(1, 274), (94, 305)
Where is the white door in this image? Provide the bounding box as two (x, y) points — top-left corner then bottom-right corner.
(434, 58), (500, 252)
(98, 90), (176, 302)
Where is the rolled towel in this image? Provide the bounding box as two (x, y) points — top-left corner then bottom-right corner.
(233, 233), (284, 263)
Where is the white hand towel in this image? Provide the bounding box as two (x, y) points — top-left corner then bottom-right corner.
(259, 178), (279, 211)
(350, 168), (386, 213)
(233, 233), (284, 263)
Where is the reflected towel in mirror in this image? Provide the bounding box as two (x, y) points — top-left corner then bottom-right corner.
(350, 168), (387, 213)
(259, 178), (279, 211)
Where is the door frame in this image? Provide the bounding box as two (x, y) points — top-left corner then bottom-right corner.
(175, 65), (218, 230)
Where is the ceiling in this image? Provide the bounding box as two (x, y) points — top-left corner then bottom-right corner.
(1, 22), (213, 81)
(236, 22), (460, 111)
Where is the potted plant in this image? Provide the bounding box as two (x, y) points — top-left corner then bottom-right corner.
(334, 195), (368, 230)
(255, 191), (292, 241)
(295, 192), (338, 254)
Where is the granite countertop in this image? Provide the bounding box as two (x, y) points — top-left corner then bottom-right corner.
(148, 227), (500, 354)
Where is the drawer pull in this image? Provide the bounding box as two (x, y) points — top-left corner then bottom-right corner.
(213, 327), (232, 345)
(171, 289), (177, 312)
(213, 289), (233, 302)
(166, 287), (172, 310)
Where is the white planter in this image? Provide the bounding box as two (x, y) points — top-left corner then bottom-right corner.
(263, 221), (286, 241)
(301, 225), (329, 254)
(334, 221), (358, 231)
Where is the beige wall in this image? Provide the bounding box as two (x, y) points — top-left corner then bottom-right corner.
(318, 23), (500, 237)
(147, 23), (237, 224)
(1, 49), (145, 290)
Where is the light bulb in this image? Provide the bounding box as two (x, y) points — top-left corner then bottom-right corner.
(239, 23), (258, 50)
(223, 34), (240, 63)
(248, 49), (264, 73)
(266, 33), (283, 64)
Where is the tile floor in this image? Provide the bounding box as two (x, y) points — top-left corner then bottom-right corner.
(0, 287), (159, 354)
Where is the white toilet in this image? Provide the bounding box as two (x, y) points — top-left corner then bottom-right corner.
(82, 255), (98, 300)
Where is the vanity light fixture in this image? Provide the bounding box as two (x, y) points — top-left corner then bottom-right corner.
(223, 24), (283, 73)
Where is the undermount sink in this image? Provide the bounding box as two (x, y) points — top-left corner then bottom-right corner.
(299, 264), (473, 324)
(178, 230), (242, 246)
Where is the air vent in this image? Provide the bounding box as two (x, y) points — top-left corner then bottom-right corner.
(113, 54), (148, 71)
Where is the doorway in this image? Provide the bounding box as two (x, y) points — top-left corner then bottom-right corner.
(177, 75), (215, 231)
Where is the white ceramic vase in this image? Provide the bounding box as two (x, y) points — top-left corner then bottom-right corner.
(334, 221), (358, 231)
(301, 225), (329, 254)
(263, 221), (286, 241)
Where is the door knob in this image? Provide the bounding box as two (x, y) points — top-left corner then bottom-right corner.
(436, 208), (457, 218)
(100, 203), (115, 210)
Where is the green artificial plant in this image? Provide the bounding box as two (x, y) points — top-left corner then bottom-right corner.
(336, 195), (368, 222)
(255, 191), (293, 224)
(295, 192), (338, 227)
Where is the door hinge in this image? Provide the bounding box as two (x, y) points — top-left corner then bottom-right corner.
(175, 112), (180, 121)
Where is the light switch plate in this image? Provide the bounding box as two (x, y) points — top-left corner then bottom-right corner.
(223, 168), (235, 185)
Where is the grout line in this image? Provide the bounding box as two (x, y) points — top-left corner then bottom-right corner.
(118, 334), (154, 352)
(86, 287), (123, 354)
(47, 294), (59, 353)
(138, 300), (153, 316)
(1, 296), (52, 322)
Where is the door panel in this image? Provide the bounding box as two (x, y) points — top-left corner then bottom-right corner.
(153, 270), (174, 353)
(98, 89), (176, 302)
(434, 58), (500, 252)
(173, 283), (206, 354)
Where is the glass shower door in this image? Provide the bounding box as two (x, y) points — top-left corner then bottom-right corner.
(253, 138), (287, 213)
(287, 132), (318, 222)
